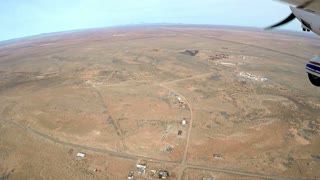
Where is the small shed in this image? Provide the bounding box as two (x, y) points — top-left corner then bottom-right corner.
(181, 119), (187, 125)
(159, 169), (169, 179)
(213, 154), (223, 159)
(128, 170), (134, 179)
(76, 152), (86, 158)
(165, 147), (173, 153)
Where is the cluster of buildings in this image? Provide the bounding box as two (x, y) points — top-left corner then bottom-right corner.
(208, 54), (229, 61)
(128, 160), (170, 179)
(238, 71), (268, 82)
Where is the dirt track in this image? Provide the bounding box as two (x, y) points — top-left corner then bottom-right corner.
(1, 118), (308, 180)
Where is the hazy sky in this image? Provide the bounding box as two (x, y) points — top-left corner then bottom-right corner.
(0, 0), (301, 41)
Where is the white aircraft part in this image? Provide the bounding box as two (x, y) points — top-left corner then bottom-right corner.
(290, 6), (320, 35)
(306, 56), (320, 77)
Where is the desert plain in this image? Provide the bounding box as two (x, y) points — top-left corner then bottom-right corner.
(0, 25), (320, 179)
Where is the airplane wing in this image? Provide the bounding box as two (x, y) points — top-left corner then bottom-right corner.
(267, 0), (320, 87)
(278, 0), (320, 12)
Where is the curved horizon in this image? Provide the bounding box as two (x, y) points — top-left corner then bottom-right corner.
(0, 0), (303, 42)
(2, 23), (319, 44)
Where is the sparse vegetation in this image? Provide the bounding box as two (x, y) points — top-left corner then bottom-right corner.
(0, 26), (319, 179)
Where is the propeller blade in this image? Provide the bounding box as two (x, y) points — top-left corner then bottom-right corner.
(264, 13), (296, 30)
(265, 0), (314, 30)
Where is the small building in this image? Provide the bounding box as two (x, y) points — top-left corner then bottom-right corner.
(159, 170), (169, 179)
(181, 119), (187, 125)
(149, 169), (157, 176)
(181, 50), (199, 56)
(213, 154), (223, 159)
(136, 160), (147, 175)
(76, 152), (86, 158)
(165, 147), (173, 153)
(128, 170), (134, 179)
(178, 130), (182, 136)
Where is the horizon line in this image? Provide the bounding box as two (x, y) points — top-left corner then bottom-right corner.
(0, 23), (315, 44)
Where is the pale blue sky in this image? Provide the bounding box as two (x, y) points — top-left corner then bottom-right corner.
(0, 0), (301, 41)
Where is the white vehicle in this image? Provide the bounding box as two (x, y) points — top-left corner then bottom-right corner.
(266, 0), (320, 86)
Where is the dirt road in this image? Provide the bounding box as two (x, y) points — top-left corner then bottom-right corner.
(1, 117), (306, 180)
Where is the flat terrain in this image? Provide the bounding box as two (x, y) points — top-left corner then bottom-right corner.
(0, 26), (320, 179)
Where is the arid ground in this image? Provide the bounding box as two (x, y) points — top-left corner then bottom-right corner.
(0, 25), (320, 179)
